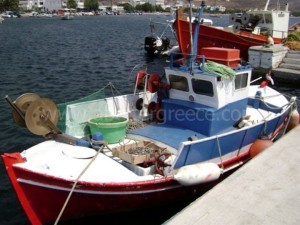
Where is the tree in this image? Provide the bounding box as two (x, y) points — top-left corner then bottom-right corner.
(119, 3), (134, 13)
(84, 0), (99, 11)
(155, 5), (164, 12)
(0, 0), (19, 11)
(141, 3), (154, 12)
(67, 0), (77, 9)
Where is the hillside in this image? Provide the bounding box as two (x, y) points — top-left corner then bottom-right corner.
(204, 0), (300, 11)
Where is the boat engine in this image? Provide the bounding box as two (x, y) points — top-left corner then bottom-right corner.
(144, 36), (170, 55)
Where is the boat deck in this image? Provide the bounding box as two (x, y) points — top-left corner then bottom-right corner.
(127, 102), (280, 152)
(128, 123), (207, 150)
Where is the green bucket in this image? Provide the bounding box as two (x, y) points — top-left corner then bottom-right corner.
(88, 117), (128, 144)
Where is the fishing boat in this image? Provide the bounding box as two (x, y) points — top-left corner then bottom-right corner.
(2, 2), (299, 225)
(144, 19), (176, 55)
(174, 0), (290, 61)
(59, 8), (75, 20)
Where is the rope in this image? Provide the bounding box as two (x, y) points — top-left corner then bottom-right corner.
(216, 136), (224, 170)
(282, 100), (297, 135)
(54, 145), (104, 225)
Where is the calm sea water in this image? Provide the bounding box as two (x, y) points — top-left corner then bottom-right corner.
(1, 15), (300, 225)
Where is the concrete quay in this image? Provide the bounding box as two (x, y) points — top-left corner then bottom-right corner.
(248, 45), (300, 84)
(273, 50), (300, 84)
(164, 125), (300, 225)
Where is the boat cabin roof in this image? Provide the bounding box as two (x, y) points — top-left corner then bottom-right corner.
(164, 65), (252, 109)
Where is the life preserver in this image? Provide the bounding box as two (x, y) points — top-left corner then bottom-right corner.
(135, 70), (147, 90)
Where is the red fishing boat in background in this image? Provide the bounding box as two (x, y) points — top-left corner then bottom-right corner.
(174, 0), (290, 61)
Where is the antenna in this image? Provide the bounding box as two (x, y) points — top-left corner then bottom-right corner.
(264, 0), (270, 11)
(188, 1), (206, 73)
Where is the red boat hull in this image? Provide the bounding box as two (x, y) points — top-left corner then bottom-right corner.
(2, 153), (221, 225)
(174, 19), (282, 61)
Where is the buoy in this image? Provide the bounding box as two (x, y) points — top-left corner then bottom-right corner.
(173, 162), (221, 186)
(286, 109), (300, 133)
(249, 139), (273, 158)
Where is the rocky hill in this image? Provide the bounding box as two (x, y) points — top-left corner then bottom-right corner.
(205, 0), (300, 11)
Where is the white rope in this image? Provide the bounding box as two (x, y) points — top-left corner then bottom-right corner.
(282, 101), (297, 135)
(54, 145), (104, 225)
(216, 136), (224, 170)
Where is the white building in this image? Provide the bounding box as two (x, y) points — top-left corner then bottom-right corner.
(149, 0), (165, 7)
(131, 0), (142, 7)
(44, 0), (61, 11)
(22, 0), (61, 11)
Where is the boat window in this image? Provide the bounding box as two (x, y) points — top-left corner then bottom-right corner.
(264, 14), (272, 24)
(169, 75), (189, 92)
(235, 73), (248, 90)
(192, 79), (214, 97)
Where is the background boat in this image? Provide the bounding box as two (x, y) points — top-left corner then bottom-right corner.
(174, 0), (290, 61)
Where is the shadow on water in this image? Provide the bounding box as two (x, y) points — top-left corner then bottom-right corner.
(59, 199), (196, 225)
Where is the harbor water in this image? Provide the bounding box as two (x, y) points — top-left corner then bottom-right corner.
(1, 14), (300, 225)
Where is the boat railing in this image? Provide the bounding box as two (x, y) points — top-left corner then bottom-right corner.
(149, 20), (176, 40)
(169, 53), (206, 73)
(271, 29), (288, 39)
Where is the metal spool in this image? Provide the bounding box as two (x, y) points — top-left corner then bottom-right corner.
(25, 98), (59, 135)
(241, 14), (250, 25)
(229, 13), (236, 24)
(233, 23), (241, 33)
(12, 93), (41, 127)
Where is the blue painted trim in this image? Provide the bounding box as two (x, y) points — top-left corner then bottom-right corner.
(172, 112), (288, 168)
(162, 98), (248, 136)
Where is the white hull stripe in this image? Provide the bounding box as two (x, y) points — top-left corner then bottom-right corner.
(17, 178), (182, 195)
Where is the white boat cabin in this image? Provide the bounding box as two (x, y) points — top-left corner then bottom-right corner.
(247, 1), (290, 38)
(161, 64), (252, 136)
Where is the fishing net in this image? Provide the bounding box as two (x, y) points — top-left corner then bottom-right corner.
(57, 83), (121, 136)
(204, 60), (236, 79)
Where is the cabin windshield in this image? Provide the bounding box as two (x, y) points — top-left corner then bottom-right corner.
(234, 73), (248, 90)
(169, 75), (189, 91)
(191, 79), (214, 97)
(255, 13), (273, 24)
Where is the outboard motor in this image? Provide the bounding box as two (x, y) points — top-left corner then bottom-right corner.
(144, 36), (170, 55)
(161, 37), (170, 51)
(144, 36), (157, 54)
